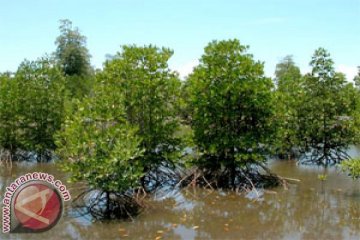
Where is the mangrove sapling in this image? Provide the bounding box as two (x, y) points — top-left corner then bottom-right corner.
(56, 80), (146, 220)
(185, 39), (282, 190)
(99, 45), (183, 191)
(297, 48), (359, 166)
(0, 58), (66, 162)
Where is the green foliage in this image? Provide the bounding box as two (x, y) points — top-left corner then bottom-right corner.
(0, 73), (19, 154)
(274, 56), (303, 159)
(275, 55), (302, 92)
(15, 58), (65, 159)
(186, 39), (275, 171)
(354, 66), (360, 89)
(55, 19), (93, 98)
(99, 45), (182, 168)
(297, 48), (359, 165)
(55, 19), (91, 76)
(56, 79), (144, 192)
(1, 18), (360, 197)
(340, 158), (360, 179)
(0, 58), (65, 160)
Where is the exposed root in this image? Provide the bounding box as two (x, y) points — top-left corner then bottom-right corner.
(299, 147), (350, 166)
(179, 163), (286, 192)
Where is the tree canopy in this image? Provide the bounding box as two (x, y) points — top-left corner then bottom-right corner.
(55, 19), (93, 98)
(99, 45), (182, 170)
(273, 56), (303, 159)
(297, 48), (359, 165)
(0, 58), (65, 161)
(0, 72), (19, 155)
(56, 78), (143, 193)
(55, 75), (145, 219)
(186, 39), (277, 188)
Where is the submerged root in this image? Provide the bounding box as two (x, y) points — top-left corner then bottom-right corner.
(71, 189), (146, 220)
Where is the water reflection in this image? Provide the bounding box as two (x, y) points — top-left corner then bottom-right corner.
(0, 159), (359, 239)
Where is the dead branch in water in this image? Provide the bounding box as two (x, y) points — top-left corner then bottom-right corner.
(279, 177), (301, 183)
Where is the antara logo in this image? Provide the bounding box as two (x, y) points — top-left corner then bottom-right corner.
(2, 172), (71, 233)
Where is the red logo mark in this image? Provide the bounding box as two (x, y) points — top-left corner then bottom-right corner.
(13, 183), (62, 231)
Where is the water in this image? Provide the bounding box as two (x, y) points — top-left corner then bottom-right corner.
(1, 154), (360, 239)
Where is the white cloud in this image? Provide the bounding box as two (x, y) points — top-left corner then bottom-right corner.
(172, 59), (199, 80)
(336, 64), (358, 81)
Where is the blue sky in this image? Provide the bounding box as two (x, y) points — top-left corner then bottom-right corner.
(0, 0), (359, 79)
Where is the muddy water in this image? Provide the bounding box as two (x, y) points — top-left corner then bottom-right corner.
(1, 150), (360, 240)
